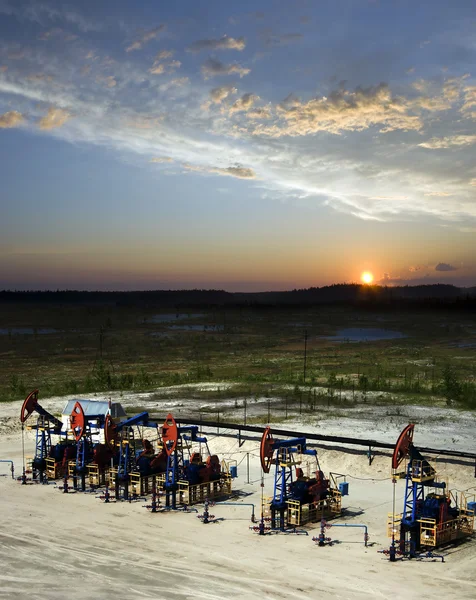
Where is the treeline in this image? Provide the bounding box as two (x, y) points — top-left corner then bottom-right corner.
(0, 283), (475, 309)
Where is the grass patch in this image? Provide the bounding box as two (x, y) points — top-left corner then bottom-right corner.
(1, 303), (475, 410)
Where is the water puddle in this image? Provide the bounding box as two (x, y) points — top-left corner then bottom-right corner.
(0, 327), (57, 335)
(322, 327), (406, 342)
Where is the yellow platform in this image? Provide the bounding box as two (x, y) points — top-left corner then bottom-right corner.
(177, 474), (232, 505)
(286, 489), (342, 527)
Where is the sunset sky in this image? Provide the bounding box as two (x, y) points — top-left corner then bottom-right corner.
(1, 0), (475, 291)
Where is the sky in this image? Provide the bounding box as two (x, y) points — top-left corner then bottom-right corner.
(0, 0), (475, 292)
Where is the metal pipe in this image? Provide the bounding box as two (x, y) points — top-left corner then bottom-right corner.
(328, 523), (369, 546)
(214, 501), (256, 522)
(176, 419), (476, 460)
(0, 460), (14, 479)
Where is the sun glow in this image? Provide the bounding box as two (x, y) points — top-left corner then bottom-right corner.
(361, 271), (374, 284)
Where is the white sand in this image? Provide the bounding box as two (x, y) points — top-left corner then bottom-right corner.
(1, 392), (475, 600)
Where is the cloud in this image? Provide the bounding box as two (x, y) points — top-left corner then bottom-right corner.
(201, 85), (237, 110)
(462, 85), (476, 118)
(435, 262), (457, 272)
(149, 54), (181, 76)
(168, 60), (181, 71)
(471, 179), (476, 187)
(156, 77), (190, 92)
(38, 106), (71, 130)
(7, 48), (26, 60)
(150, 156), (173, 163)
(149, 63), (165, 75)
(424, 191), (451, 197)
(201, 58), (250, 79)
(187, 35), (246, 53)
(247, 107), (272, 120)
(26, 72), (53, 82)
(38, 27), (78, 42)
(0, 110), (24, 128)
(0, 2), (102, 33)
(215, 166), (256, 179)
(0, 65), (7, 72)
(370, 196), (409, 201)
(80, 64), (90, 76)
(37, 28), (58, 40)
(125, 25), (165, 52)
(95, 75), (117, 88)
(418, 135), (476, 149)
(228, 93), (258, 115)
(183, 164), (256, 179)
(253, 83), (424, 137)
(443, 75), (469, 102)
(209, 85), (237, 104)
(409, 265), (422, 272)
(378, 273), (402, 285)
(155, 50), (174, 61)
(411, 79), (429, 93)
(0, 26), (473, 227)
(166, 77), (189, 88)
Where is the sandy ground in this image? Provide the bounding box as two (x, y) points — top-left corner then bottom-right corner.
(1, 390), (476, 600)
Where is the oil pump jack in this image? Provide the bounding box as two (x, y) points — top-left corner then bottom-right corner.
(20, 390), (65, 483)
(388, 423), (474, 559)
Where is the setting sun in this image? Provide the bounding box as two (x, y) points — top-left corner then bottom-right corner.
(361, 272), (374, 284)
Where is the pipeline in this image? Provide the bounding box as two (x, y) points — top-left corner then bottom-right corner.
(328, 523), (369, 546)
(214, 502), (256, 522)
(0, 460), (14, 479)
(176, 418), (476, 461)
(418, 551), (445, 563)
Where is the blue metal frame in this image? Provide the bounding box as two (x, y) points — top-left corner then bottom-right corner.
(111, 412), (160, 480)
(163, 425), (208, 509)
(35, 427), (50, 467)
(402, 470), (425, 527)
(269, 437), (317, 509)
(118, 430), (133, 478)
(272, 448), (294, 510)
(75, 438), (88, 473)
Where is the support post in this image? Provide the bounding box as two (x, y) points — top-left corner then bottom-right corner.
(368, 445), (374, 466)
(303, 330), (308, 384)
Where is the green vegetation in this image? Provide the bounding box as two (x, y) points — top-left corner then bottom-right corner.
(1, 303), (475, 410)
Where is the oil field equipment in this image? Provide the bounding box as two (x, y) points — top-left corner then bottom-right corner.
(69, 401), (113, 491)
(104, 411), (166, 499)
(161, 413), (232, 509)
(260, 426), (346, 530)
(19, 389), (68, 483)
(388, 423), (475, 560)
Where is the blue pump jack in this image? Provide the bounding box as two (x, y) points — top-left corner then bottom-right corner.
(262, 428), (317, 531)
(105, 411), (161, 500)
(20, 390), (64, 484)
(164, 425), (207, 509)
(161, 414), (213, 510)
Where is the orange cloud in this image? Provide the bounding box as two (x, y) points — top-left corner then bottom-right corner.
(0, 110), (24, 128)
(38, 107), (71, 130)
